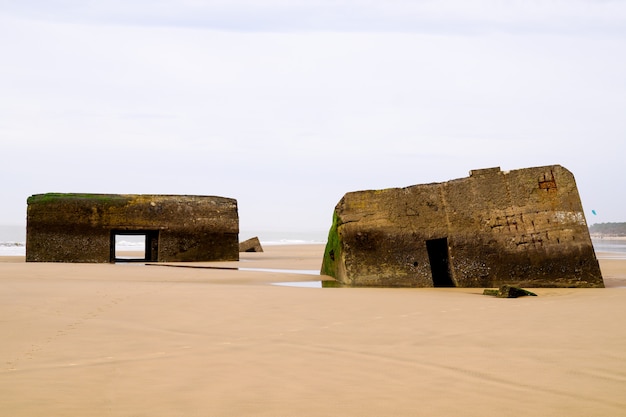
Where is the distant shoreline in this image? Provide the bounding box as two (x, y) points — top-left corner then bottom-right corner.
(591, 234), (626, 240)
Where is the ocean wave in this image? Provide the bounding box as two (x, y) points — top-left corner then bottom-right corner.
(115, 240), (146, 248)
(0, 243), (25, 256)
(0, 241), (25, 247)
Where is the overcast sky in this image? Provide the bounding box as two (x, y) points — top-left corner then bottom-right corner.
(1, 0), (625, 237)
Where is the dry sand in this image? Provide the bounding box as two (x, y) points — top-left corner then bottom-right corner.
(1, 245), (625, 416)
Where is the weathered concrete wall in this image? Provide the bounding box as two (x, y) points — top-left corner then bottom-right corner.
(239, 236), (264, 252)
(321, 165), (604, 288)
(26, 193), (239, 263)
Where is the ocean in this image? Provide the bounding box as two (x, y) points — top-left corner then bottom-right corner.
(0, 225), (328, 256)
(2, 224), (625, 258)
(592, 238), (626, 257)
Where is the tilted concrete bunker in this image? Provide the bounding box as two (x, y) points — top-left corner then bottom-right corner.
(321, 165), (603, 288)
(26, 193), (239, 263)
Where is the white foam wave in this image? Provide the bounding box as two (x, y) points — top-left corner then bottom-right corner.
(0, 242), (24, 247)
(115, 240), (146, 251)
(0, 242), (25, 256)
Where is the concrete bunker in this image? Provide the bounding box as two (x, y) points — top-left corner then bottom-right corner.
(26, 193), (239, 263)
(321, 165), (604, 288)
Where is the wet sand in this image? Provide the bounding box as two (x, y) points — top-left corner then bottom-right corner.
(1, 245), (625, 416)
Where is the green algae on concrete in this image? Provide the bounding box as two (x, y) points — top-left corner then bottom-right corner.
(321, 210), (342, 278)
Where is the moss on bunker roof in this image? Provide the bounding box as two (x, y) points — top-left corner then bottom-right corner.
(27, 193), (132, 205)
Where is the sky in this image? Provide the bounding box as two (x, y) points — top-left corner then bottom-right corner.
(1, 0), (625, 238)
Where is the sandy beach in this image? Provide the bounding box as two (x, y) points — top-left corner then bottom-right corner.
(1, 244), (625, 416)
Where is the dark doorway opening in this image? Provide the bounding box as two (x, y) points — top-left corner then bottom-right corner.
(426, 238), (455, 287)
(110, 230), (159, 263)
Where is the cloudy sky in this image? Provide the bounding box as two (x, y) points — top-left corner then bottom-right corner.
(1, 0), (625, 238)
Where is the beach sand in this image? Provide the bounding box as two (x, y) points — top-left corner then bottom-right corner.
(1, 245), (625, 416)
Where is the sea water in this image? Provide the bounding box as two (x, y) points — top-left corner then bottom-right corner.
(4, 224), (625, 258)
(239, 230), (327, 246)
(592, 238), (626, 255)
(0, 225), (26, 256)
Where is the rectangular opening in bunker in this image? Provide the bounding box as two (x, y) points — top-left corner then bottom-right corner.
(426, 238), (455, 287)
(111, 230), (159, 262)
